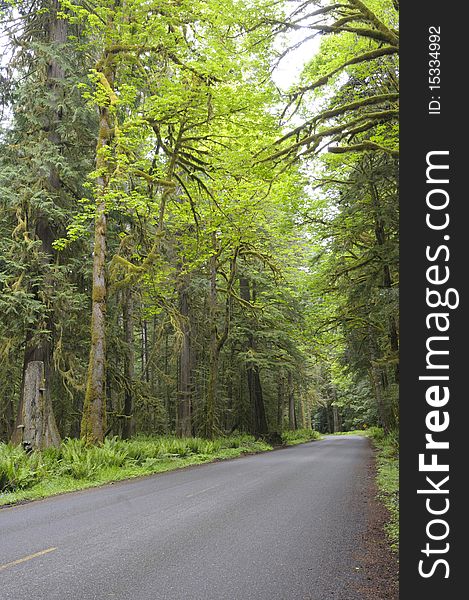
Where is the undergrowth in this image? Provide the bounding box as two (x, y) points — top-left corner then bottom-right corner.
(281, 428), (321, 445)
(0, 433), (278, 506)
(367, 427), (399, 553)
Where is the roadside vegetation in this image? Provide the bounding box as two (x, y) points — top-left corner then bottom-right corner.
(368, 428), (399, 552)
(281, 429), (321, 446)
(0, 430), (319, 506)
(331, 427), (399, 552)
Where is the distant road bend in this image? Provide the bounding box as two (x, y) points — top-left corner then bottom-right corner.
(1, 436), (374, 600)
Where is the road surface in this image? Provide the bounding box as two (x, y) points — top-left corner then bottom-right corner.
(0, 436), (374, 600)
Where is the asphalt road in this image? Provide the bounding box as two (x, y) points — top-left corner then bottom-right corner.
(0, 436), (373, 600)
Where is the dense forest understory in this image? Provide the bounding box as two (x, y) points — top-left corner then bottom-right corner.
(0, 0), (398, 461)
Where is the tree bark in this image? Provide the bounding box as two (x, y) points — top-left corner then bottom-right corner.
(81, 200), (107, 443)
(141, 318), (149, 383)
(176, 281), (192, 437)
(368, 329), (394, 431)
(288, 371), (297, 430)
(239, 277), (268, 437)
(11, 361), (60, 449)
(369, 179), (399, 384)
(332, 404), (341, 433)
(122, 287), (135, 439)
(276, 375), (284, 432)
(203, 236), (236, 438)
(81, 57), (115, 444)
(11, 1), (65, 449)
(204, 245), (218, 439)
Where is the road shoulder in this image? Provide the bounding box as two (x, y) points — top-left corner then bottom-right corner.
(353, 444), (399, 599)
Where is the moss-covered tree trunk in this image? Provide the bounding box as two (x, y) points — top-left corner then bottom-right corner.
(288, 372), (297, 430)
(81, 59), (115, 444)
(332, 405), (341, 433)
(81, 199), (107, 443)
(239, 277), (268, 437)
(204, 246), (219, 439)
(367, 329), (394, 432)
(276, 375), (284, 432)
(369, 177), (399, 386)
(122, 287), (135, 439)
(176, 281), (192, 437)
(203, 235), (235, 439)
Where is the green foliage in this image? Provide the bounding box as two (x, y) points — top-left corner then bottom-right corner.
(0, 434), (272, 504)
(0, 444), (39, 492)
(59, 439), (98, 480)
(368, 428), (399, 551)
(0, 1), (398, 459)
(281, 429), (321, 445)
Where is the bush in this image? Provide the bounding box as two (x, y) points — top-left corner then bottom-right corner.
(89, 437), (129, 468)
(59, 438), (98, 480)
(0, 443), (38, 492)
(221, 434), (256, 449)
(281, 428), (321, 445)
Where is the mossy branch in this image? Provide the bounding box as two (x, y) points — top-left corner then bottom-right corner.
(305, 24), (396, 45)
(267, 108), (398, 162)
(312, 96), (399, 125)
(347, 0), (399, 46)
(328, 142), (399, 158)
(96, 71), (118, 105)
(288, 47), (398, 102)
(132, 169), (176, 187)
(278, 94), (398, 146)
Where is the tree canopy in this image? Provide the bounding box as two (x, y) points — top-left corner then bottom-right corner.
(0, 0), (399, 447)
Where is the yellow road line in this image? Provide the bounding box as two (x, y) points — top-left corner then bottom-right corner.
(0, 547), (57, 572)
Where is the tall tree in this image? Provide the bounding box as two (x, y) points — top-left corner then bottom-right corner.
(1, 0), (93, 448)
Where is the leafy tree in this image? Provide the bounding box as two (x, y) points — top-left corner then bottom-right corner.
(263, 0), (399, 162)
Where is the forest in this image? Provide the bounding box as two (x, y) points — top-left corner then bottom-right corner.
(0, 0), (398, 455)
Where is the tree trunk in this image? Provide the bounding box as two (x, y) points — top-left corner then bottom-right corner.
(164, 328), (172, 428)
(81, 57), (115, 444)
(141, 317), (149, 383)
(325, 404), (333, 434)
(11, 361), (60, 449)
(82, 202), (107, 443)
(11, 1), (65, 449)
(239, 277), (268, 437)
(204, 247), (218, 439)
(203, 235), (236, 438)
(332, 387), (341, 433)
(276, 376), (284, 432)
(176, 282), (192, 437)
(288, 372), (297, 430)
(369, 180), (399, 384)
(122, 288), (135, 439)
(367, 330), (394, 431)
(332, 404), (341, 433)
(205, 343), (218, 440)
(297, 396), (306, 429)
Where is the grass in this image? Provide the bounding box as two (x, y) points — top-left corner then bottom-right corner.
(367, 427), (399, 553)
(0, 430), (320, 507)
